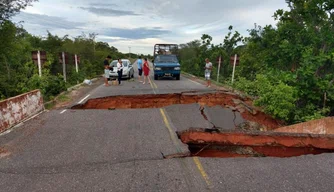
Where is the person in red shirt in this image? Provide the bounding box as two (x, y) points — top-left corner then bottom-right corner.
(142, 58), (151, 85)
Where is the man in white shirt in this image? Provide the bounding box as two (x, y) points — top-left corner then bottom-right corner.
(117, 59), (124, 85)
(204, 58), (212, 87)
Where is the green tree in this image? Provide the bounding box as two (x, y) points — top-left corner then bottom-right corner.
(0, 0), (38, 24)
(178, 0), (334, 123)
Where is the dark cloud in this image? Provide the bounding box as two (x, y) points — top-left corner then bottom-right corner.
(13, 12), (85, 30)
(79, 7), (140, 16)
(103, 27), (171, 39)
(135, 0), (286, 25)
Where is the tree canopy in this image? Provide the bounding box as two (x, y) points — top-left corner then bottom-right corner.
(0, 0), (37, 24)
(0, 20), (131, 101)
(179, 0), (334, 124)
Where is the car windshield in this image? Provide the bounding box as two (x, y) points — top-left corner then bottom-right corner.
(110, 61), (117, 67)
(155, 55), (178, 63)
(122, 61), (128, 67)
(110, 60), (128, 67)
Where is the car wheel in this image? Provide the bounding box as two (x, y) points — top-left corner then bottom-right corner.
(154, 75), (158, 80)
(176, 75), (180, 80)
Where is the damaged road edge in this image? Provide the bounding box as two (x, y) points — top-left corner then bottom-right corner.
(173, 128), (334, 158)
(70, 91), (282, 130)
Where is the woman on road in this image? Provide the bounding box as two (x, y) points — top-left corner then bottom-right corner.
(117, 59), (124, 85)
(142, 58), (151, 85)
(104, 55), (112, 87)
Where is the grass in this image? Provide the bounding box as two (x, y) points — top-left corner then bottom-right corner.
(187, 71), (256, 100)
(43, 91), (71, 110)
(57, 94), (70, 102)
(44, 102), (55, 110)
(181, 70), (235, 91)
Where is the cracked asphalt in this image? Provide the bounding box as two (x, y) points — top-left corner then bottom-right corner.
(0, 61), (333, 192)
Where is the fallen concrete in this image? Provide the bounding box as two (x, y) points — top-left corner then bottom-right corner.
(274, 117), (334, 134)
(0, 90), (44, 132)
(176, 128), (334, 158)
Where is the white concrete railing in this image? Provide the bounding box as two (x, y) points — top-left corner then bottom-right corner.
(0, 90), (44, 132)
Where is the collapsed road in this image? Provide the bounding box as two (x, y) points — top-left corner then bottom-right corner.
(71, 91), (282, 130)
(0, 61), (333, 192)
(71, 91), (334, 159)
(177, 128), (334, 158)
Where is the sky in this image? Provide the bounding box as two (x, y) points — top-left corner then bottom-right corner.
(13, 0), (288, 55)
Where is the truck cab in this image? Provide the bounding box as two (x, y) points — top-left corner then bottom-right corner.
(152, 44), (181, 80)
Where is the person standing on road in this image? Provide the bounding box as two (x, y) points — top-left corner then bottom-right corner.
(142, 58), (151, 85)
(137, 56), (143, 82)
(117, 59), (124, 85)
(204, 58), (212, 87)
(104, 55), (112, 87)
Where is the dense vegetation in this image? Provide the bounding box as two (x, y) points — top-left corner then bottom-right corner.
(179, 0), (334, 124)
(0, 0), (146, 101)
(0, 20), (132, 101)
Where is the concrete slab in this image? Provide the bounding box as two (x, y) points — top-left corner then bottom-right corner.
(205, 106), (245, 130)
(164, 104), (212, 132)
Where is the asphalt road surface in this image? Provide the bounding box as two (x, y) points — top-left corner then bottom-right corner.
(0, 61), (333, 192)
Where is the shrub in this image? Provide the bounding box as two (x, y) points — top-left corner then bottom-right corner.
(25, 73), (66, 101)
(234, 74), (297, 122)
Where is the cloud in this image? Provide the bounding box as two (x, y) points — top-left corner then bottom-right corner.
(13, 12), (85, 30)
(14, 0), (289, 54)
(103, 27), (171, 39)
(138, 0), (283, 23)
(106, 38), (172, 55)
(89, 2), (118, 7)
(96, 35), (128, 42)
(79, 7), (140, 16)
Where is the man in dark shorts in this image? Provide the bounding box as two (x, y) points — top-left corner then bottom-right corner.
(137, 56), (143, 82)
(104, 55), (112, 86)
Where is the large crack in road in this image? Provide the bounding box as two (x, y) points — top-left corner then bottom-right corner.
(71, 91), (282, 130)
(70, 91), (334, 159)
(199, 105), (216, 128)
